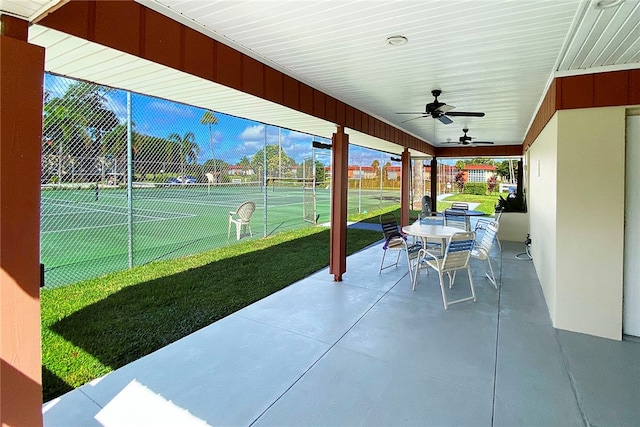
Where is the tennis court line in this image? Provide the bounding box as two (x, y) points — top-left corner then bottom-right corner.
(42, 199), (196, 220)
(41, 214), (197, 235)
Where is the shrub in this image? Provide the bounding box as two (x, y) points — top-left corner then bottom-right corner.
(463, 182), (487, 195)
(496, 191), (527, 212)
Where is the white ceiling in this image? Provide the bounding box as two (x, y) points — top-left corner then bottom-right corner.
(4, 0), (640, 156)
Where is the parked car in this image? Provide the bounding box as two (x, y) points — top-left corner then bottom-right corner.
(178, 175), (197, 184)
(166, 177), (180, 184)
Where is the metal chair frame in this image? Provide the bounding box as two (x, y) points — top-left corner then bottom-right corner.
(412, 231), (477, 309)
(471, 221), (499, 288)
(378, 213), (422, 282)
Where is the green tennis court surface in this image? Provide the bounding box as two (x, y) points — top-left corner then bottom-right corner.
(41, 184), (399, 288)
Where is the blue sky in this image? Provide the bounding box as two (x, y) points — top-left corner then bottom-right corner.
(45, 73), (393, 167)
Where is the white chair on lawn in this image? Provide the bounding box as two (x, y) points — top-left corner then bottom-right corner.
(471, 221), (499, 288)
(378, 213), (422, 282)
(228, 201), (255, 240)
(412, 231), (477, 309)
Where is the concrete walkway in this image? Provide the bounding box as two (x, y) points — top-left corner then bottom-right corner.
(43, 240), (640, 426)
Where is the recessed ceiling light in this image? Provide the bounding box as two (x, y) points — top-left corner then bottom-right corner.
(594, 0), (625, 9)
(386, 35), (408, 46)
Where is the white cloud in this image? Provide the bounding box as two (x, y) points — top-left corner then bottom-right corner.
(287, 130), (313, 140)
(148, 101), (194, 118)
(239, 124), (266, 141)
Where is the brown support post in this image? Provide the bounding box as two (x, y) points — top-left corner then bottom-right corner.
(430, 157), (438, 213)
(329, 127), (349, 281)
(0, 15), (45, 427)
(400, 148), (410, 227)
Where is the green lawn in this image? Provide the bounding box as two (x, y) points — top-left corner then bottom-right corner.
(438, 192), (505, 214)
(41, 224), (382, 402)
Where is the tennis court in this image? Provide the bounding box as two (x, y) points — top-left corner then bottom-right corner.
(41, 182), (399, 288)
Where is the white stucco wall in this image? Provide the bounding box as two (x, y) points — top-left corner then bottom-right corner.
(528, 107), (625, 340)
(555, 107), (625, 340)
(528, 115), (558, 322)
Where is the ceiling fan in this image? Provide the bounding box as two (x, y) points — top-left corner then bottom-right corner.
(441, 128), (494, 145)
(397, 90), (485, 124)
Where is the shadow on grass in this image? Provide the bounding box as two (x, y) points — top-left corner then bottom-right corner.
(48, 228), (381, 399)
(42, 366), (74, 402)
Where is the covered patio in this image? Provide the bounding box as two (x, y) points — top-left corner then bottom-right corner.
(42, 236), (639, 426)
(1, 1), (639, 425)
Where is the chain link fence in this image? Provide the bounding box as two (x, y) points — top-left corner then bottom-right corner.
(41, 73), (403, 288)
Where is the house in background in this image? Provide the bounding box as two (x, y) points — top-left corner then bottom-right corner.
(463, 164), (497, 183)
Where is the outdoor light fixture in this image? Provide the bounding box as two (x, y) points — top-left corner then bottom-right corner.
(594, 0), (625, 9)
(312, 141), (332, 150)
(386, 35), (408, 46)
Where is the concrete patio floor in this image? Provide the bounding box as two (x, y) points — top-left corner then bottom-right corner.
(43, 235), (640, 426)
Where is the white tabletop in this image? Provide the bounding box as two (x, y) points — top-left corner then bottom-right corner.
(402, 221), (461, 239)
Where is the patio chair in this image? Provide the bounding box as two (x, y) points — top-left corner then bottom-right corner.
(228, 201), (256, 240)
(412, 231), (477, 309)
(475, 207), (503, 251)
(471, 221), (499, 288)
(444, 208), (470, 231)
(451, 202), (469, 210)
(379, 213), (422, 282)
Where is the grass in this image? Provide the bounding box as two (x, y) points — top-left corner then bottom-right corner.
(354, 193), (506, 226)
(41, 224), (383, 402)
(437, 193), (505, 213)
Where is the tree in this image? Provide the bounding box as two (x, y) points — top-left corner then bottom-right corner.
(455, 160), (466, 171)
(101, 123), (128, 181)
(371, 159), (380, 176)
(168, 132), (200, 180)
(42, 81), (118, 183)
(238, 156), (251, 169)
(250, 144), (295, 176)
(496, 160), (512, 182)
(200, 110), (219, 180)
(454, 171), (466, 193)
(315, 161), (326, 184)
(133, 133), (175, 177)
(487, 174), (498, 194)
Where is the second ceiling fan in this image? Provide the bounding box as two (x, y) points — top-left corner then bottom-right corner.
(396, 90), (485, 124)
(442, 128), (494, 145)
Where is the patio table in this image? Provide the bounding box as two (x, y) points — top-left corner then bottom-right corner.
(444, 208), (485, 217)
(402, 221), (461, 254)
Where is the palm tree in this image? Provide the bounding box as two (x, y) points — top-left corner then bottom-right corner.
(371, 159), (380, 176)
(200, 110), (218, 181)
(167, 132), (199, 182)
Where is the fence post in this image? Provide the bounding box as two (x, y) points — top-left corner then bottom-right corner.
(127, 91), (133, 268)
(263, 126), (267, 237)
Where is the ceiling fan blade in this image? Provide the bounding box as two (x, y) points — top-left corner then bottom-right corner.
(446, 111), (485, 117)
(401, 116), (427, 124)
(472, 141), (494, 144)
(437, 114), (453, 125)
(396, 112), (427, 114)
(436, 104), (455, 113)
